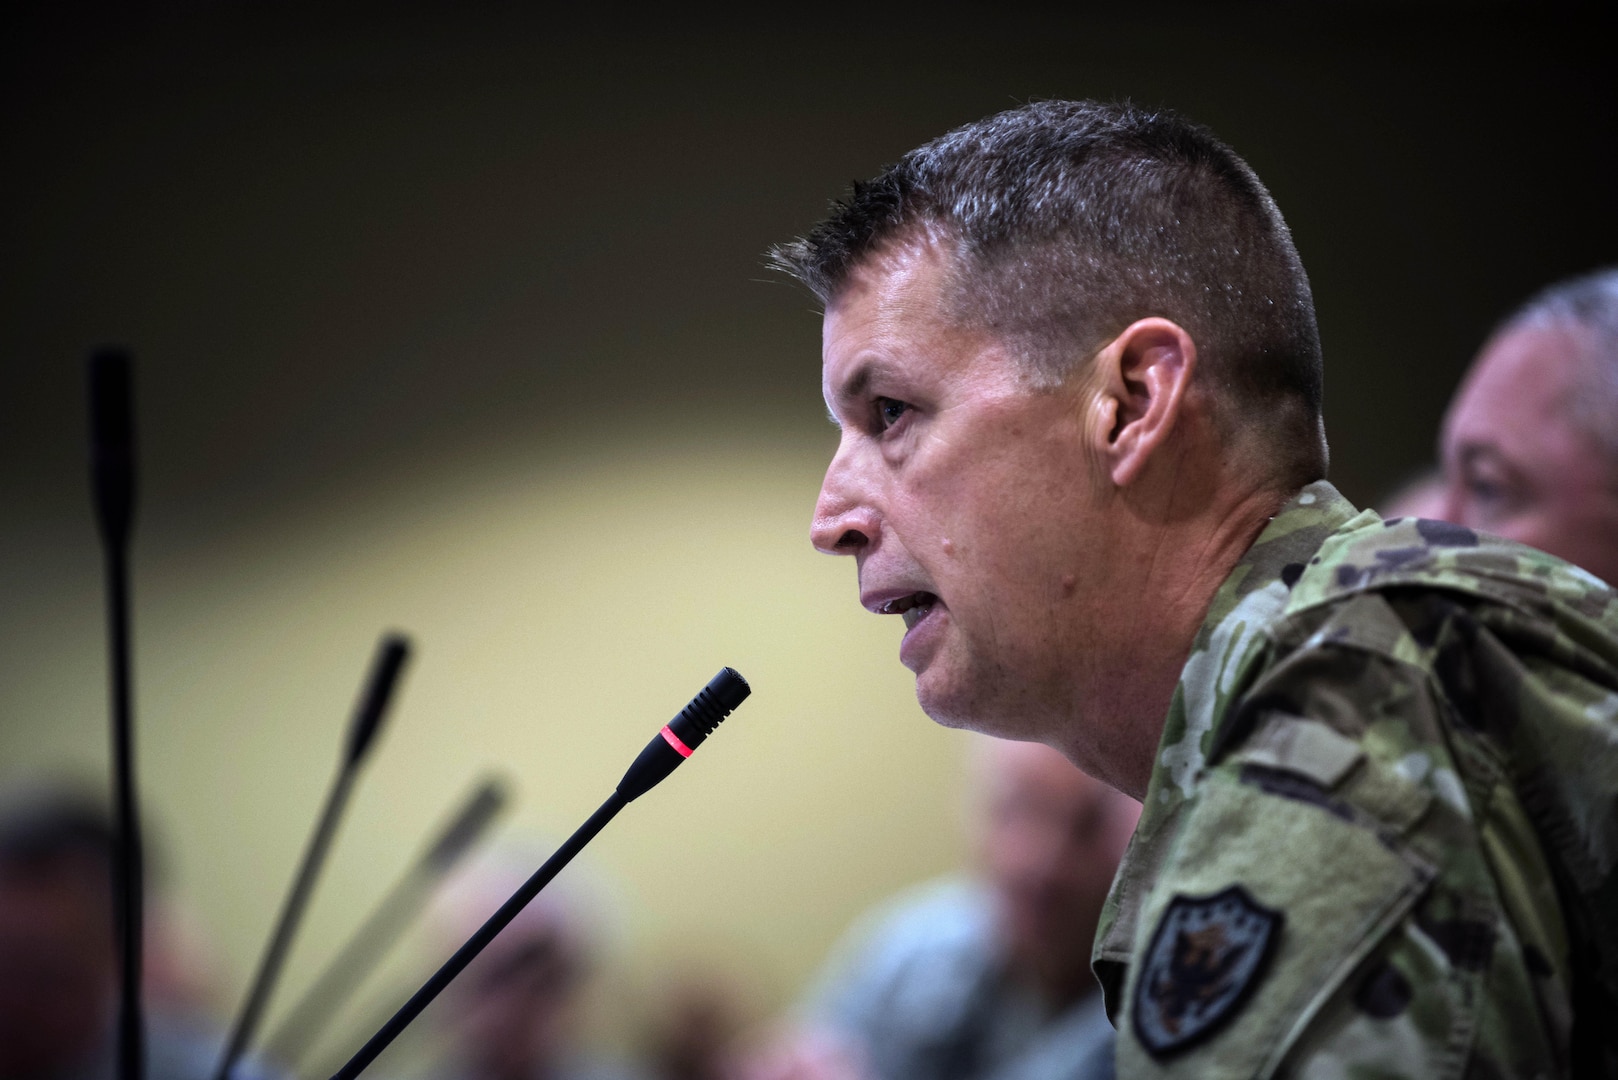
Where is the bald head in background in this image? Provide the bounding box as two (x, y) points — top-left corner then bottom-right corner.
(1440, 267), (1618, 585)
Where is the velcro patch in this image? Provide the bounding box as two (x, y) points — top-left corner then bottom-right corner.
(1238, 712), (1365, 790)
(1132, 885), (1283, 1059)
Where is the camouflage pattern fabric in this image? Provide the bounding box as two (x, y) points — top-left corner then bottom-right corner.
(1091, 480), (1618, 1079)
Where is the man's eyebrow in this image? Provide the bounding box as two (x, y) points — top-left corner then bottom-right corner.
(1456, 441), (1533, 484)
(827, 359), (893, 406)
(824, 357), (904, 426)
(1456, 442), (1505, 467)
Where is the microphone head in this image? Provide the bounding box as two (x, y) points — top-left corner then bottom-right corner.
(345, 634), (412, 768)
(89, 348), (134, 454)
(709, 667), (751, 711)
(665, 667), (750, 748)
(88, 347), (136, 541)
(615, 667), (751, 803)
(423, 778), (510, 871)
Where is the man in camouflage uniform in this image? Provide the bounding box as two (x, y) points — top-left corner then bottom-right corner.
(772, 100), (1618, 1077)
(1091, 484), (1617, 1077)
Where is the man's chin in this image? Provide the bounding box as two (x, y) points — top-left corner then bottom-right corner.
(918, 675), (1055, 745)
(913, 668), (959, 724)
(914, 666), (989, 733)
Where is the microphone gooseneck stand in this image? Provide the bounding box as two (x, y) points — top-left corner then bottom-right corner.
(329, 667), (751, 1080)
(264, 776), (511, 1068)
(212, 635), (413, 1080)
(81, 349), (753, 1080)
(90, 349), (144, 1080)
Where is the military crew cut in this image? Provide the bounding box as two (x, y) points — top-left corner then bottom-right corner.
(771, 99), (1328, 488)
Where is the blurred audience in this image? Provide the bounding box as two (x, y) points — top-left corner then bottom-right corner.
(0, 783), (121, 1080)
(1438, 266), (1618, 584)
(746, 739), (1140, 1080)
(0, 778), (257, 1080)
(639, 969), (751, 1080)
(423, 849), (645, 1080)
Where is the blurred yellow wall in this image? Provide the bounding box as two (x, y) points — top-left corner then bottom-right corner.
(0, 427), (974, 1065)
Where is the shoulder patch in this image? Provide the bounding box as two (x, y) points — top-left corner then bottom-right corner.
(1132, 885), (1283, 1059)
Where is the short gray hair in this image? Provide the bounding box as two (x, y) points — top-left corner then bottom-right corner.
(771, 100), (1328, 490)
(1499, 267), (1618, 465)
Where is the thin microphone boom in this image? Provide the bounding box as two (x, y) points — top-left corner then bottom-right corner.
(90, 349), (144, 1080)
(212, 635), (412, 1080)
(264, 777), (510, 1068)
(329, 667), (751, 1080)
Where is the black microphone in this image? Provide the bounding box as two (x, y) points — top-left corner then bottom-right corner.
(213, 635), (413, 1080)
(328, 667), (751, 1080)
(263, 777), (511, 1068)
(91, 348), (136, 546)
(89, 348), (144, 1080)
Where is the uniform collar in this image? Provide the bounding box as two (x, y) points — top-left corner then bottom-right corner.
(1090, 480), (1365, 1019)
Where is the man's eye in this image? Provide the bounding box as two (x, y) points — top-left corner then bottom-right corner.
(1457, 462), (1522, 524)
(1461, 464), (1511, 506)
(1466, 476), (1504, 503)
(875, 397), (911, 429)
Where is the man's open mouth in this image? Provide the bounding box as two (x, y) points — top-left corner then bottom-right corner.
(880, 592), (939, 630)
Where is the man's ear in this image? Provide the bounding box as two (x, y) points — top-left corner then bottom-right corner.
(1089, 318), (1198, 488)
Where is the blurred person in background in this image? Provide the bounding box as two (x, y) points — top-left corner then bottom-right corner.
(0, 783), (121, 1080)
(422, 848), (645, 1080)
(0, 779), (254, 1080)
(638, 968), (752, 1080)
(749, 739), (1139, 1080)
(1439, 266), (1618, 585)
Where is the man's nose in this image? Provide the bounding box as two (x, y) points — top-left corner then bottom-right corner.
(811, 455), (877, 556)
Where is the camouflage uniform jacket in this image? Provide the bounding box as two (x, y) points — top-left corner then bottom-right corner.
(1091, 480), (1618, 1079)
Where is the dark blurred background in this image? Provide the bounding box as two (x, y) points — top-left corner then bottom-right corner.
(1, 0), (1613, 1068)
(5, 4), (1615, 530)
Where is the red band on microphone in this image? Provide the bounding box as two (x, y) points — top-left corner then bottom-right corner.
(659, 725), (694, 758)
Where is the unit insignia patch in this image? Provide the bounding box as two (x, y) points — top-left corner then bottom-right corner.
(1132, 885), (1283, 1059)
